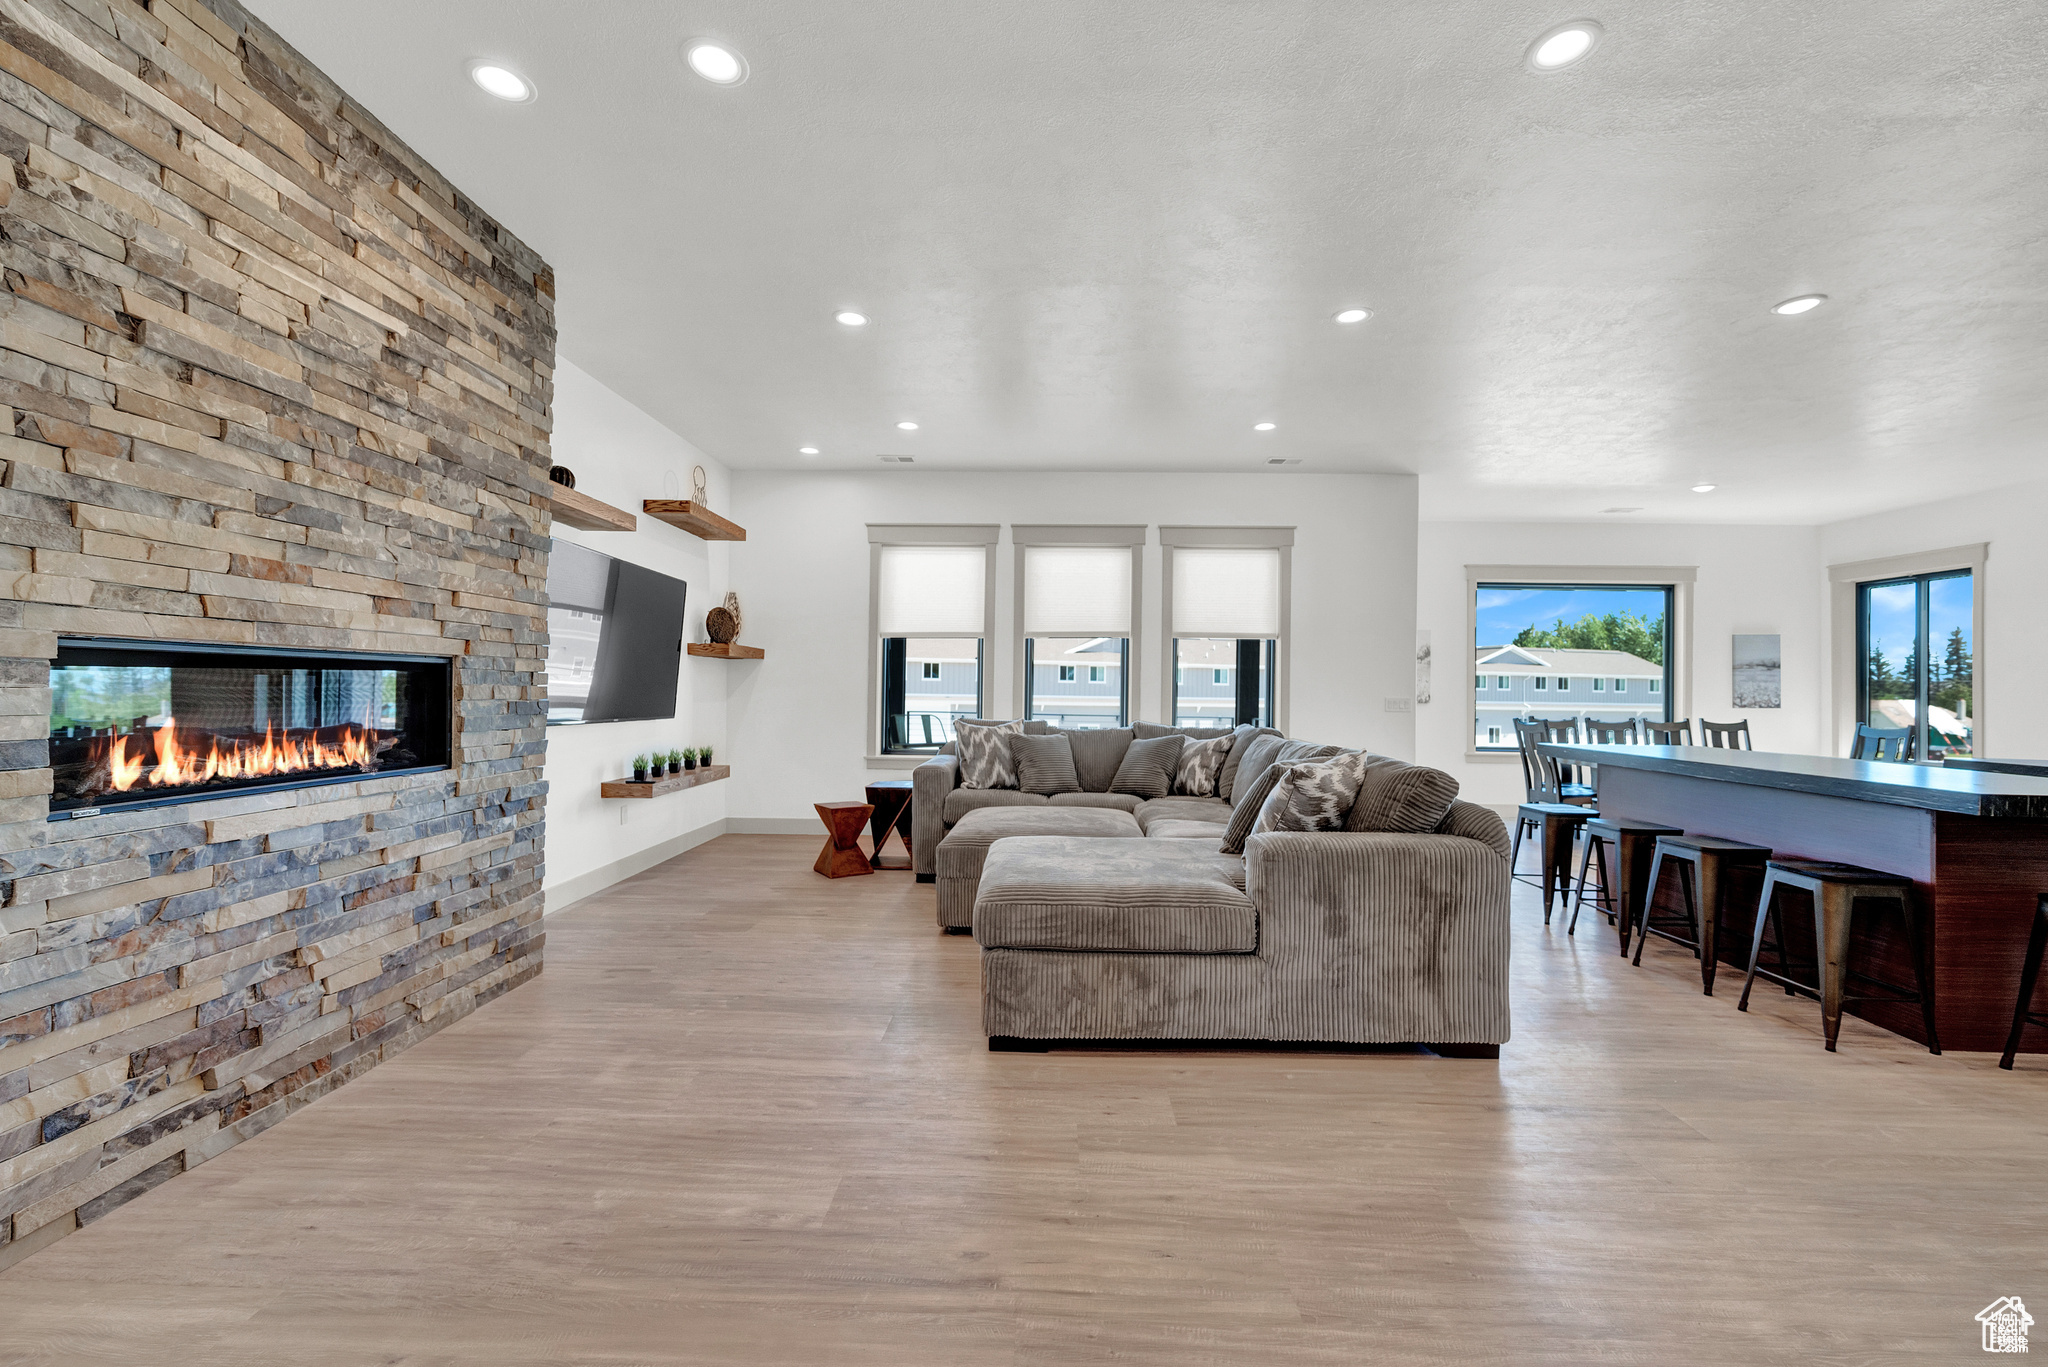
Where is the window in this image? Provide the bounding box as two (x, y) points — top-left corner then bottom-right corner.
(871, 530), (993, 754)
(1017, 536), (1138, 729)
(1475, 674), (1487, 690)
(1473, 580), (1676, 750)
(1858, 569), (1974, 759)
(1164, 530), (1290, 730)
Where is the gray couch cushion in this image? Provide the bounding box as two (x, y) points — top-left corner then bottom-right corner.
(973, 836), (1257, 954)
(1436, 799), (1512, 861)
(934, 806), (1146, 928)
(1059, 727), (1134, 792)
(1145, 818), (1230, 841)
(1111, 734), (1184, 799)
(1346, 757), (1461, 834)
(1172, 731), (1235, 797)
(1227, 733), (1292, 806)
(1011, 732), (1081, 795)
(1048, 791), (1143, 812)
(1135, 796), (1234, 833)
(1134, 722), (1237, 741)
(942, 788), (1049, 823)
(1218, 726), (1280, 802)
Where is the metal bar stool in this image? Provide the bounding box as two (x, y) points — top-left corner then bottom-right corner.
(1737, 858), (1941, 1054)
(1999, 893), (2048, 1070)
(1512, 719), (1596, 924)
(1571, 817), (1684, 954)
(1634, 834), (1770, 995)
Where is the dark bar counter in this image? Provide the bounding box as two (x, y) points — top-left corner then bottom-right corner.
(1541, 743), (2048, 1053)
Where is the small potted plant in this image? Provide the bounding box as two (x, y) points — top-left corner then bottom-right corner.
(700, 745), (714, 767)
(667, 748), (682, 776)
(683, 747), (698, 771)
(631, 754), (649, 783)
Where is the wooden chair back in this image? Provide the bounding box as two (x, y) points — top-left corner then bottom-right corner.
(1852, 723), (1916, 763)
(1514, 717), (1574, 805)
(1701, 719), (1752, 750)
(1586, 718), (1638, 745)
(1642, 719), (1693, 746)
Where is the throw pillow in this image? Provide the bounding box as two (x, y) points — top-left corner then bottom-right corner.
(1217, 725), (1277, 801)
(1227, 733), (1291, 804)
(954, 719), (1023, 789)
(1110, 734), (1185, 799)
(1061, 727), (1134, 792)
(1346, 757), (1461, 834)
(1172, 732), (1234, 796)
(1010, 732), (1081, 796)
(1218, 744), (1344, 854)
(1253, 751), (1374, 838)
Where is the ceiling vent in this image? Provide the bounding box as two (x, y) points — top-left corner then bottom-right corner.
(879, 455), (915, 463)
(1601, 506), (1643, 514)
(1266, 458), (1302, 466)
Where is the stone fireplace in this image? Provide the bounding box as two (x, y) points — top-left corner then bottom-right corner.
(0, 0), (555, 1268)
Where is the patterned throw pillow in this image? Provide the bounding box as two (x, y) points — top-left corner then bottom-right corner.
(1345, 757), (1460, 833)
(955, 719), (1023, 789)
(1252, 751), (1374, 839)
(1172, 732), (1234, 796)
(1010, 732), (1081, 796)
(1218, 744), (1341, 854)
(1109, 734), (1185, 799)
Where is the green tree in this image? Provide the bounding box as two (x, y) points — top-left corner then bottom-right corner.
(1511, 611), (1665, 666)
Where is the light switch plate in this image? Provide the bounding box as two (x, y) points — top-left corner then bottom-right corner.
(1383, 697), (1414, 713)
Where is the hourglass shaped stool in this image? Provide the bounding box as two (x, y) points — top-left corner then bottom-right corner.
(1738, 858), (1940, 1054)
(1633, 834), (1771, 995)
(1571, 817), (1685, 954)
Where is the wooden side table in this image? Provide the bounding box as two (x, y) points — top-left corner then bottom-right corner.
(865, 780), (914, 871)
(813, 802), (874, 878)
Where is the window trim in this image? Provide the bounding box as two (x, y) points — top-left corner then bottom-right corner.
(1160, 526), (1294, 731)
(1465, 564), (1696, 762)
(867, 524), (999, 759)
(1012, 526), (1144, 730)
(1829, 544), (1985, 758)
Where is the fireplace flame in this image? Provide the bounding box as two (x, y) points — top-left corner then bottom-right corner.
(124, 716), (378, 791)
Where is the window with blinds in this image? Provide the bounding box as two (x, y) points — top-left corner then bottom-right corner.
(1170, 546), (1282, 729)
(877, 544), (986, 752)
(1023, 545), (1132, 728)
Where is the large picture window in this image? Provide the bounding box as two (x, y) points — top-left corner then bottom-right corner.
(872, 534), (994, 754)
(1857, 569), (1973, 759)
(1016, 535), (1140, 729)
(1472, 582), (1674, 750)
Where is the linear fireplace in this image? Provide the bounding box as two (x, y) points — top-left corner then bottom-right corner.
(48, 638), (453, 820)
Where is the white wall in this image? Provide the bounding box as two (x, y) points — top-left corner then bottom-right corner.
(725, 472), (1419, 822)
(542, 358), (732, 908)
(1818, 473), (2046, 760)
(1417, 521), (1825, 808)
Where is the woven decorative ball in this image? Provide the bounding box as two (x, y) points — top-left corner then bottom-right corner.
(705, 607), (739, 644)
(547, 465), (576, 489)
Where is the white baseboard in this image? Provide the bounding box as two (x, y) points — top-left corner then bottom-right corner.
(544, 817), (730, 915)
(724, 817), (823, 835)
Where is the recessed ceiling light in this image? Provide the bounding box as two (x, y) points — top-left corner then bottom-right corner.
(1526, 21), (1602, 72)
(1771, 294), (1827, 315)
(798, 446), (819, 455)
(1691, 484), (1717, 494)
(834, 311), (868, 327)
(896, 421), (919, 431)
(685, 41), (747, 85)
(1253, 422), (1276, 432)
(468, 62), (535, 103)
(1333, 308), (1371, 324)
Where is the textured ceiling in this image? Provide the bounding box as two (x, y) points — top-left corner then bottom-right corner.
(253, 0), (2048, 524)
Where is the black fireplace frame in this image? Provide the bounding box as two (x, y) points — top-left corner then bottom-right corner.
(47, 636), (454, 822)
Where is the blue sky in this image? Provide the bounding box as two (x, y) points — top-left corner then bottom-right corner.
(1864, 573), (1973, 669)
(1475, 586), (1669, 648)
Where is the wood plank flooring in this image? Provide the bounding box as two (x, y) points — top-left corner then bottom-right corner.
(3, 834), (2045, 1364)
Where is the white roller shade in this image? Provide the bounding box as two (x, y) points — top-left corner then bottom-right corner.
(1024, 546), (1132, 636)
(1173, 547), (1280, 637)
(878, 545), (985, 635)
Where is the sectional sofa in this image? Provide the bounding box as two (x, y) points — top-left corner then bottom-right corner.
(910, 723), (1512, 1053)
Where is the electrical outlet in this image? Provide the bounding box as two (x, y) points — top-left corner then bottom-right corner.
(1383, 697), (1414, 713)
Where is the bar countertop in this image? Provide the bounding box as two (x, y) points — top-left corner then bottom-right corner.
(1539, 744), (2048, 820)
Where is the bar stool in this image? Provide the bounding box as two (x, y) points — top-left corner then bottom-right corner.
(1633, 834), (1770, 995)
(1700, 719), (1752, 749)
(1642, 719), (1693, 746)
(1998, 893), (2048, 1069)
(1510, 719), (1595, 924)
(1737, 858), (1940, 1054)
(1571, 817), (1684, 954)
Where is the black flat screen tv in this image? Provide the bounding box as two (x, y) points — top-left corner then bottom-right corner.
(547, 541), (686, 724)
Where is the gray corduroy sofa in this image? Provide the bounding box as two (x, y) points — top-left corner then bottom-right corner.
(911, 724), (1513, 1053)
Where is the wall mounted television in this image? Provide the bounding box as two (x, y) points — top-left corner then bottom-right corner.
(547, 541), (686, 724)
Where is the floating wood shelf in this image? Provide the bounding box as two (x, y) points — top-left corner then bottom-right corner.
(601, 764), (730, 799)
(687, 643), (764, 659)
(548, 483), (636, 532)
(644, 500), (745, 541)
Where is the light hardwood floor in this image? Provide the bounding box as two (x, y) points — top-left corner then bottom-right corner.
(3, 834), (2044, 1364)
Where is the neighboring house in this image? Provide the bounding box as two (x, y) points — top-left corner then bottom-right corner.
(1978, 1296), (2033, 1353)
(1868, 698), (1974, 758)
(1027, 637), (1125, 729)
(1473, 644), (1666, 748)
(902, 638), (981, 745)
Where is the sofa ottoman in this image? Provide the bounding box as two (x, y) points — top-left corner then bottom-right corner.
(973, 837), (1257, 954)
(934, 807), (1142, 929)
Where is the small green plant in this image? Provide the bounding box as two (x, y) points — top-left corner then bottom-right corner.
(631, 754), (649, 779)
(700, 746), (713, 765)
(667, 748), (682, 766)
